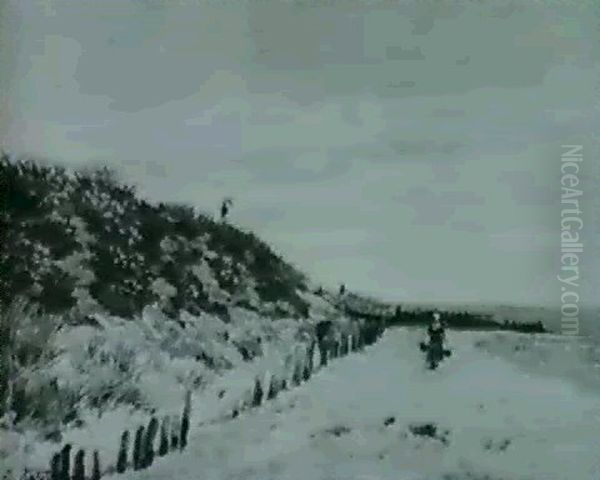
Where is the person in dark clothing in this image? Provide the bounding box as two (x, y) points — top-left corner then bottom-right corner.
(427, 313), (445, 346)
(220, 198), (233, 221)
(421, 312), (450, 369)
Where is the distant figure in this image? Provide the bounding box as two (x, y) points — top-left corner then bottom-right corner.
(339, 284), (346, 296)
(428, 312), (446, 348)
(420, 312), (451, 370)
(220, 198), (233, 221)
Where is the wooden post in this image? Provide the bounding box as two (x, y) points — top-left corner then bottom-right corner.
(72, 449), (85, 480)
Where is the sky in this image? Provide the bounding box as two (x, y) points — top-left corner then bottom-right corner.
(1, 0), (599, 307)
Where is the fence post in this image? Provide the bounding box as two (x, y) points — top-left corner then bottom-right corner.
(158, 416), (170, 457)
(334, 338), (340, 358)
(252, 377), (263, 407)
(292, 361), (302, 386)
(72, 449), (85, 480)
(319, 342), (328, 367)
(133, 426), (145, 471)
(302, 353), (311, 382)
(266, 376), (278, 400)
(60, 444), (71, 480)
(92, 450), (101, 480)
(180, 391), (191, 451)
(144, 417), (159, 467)
(50, 452), (61, 480)
(171, 415), (180, 450)
(308, 340), (316, 372)
(116, 430), (129, 473)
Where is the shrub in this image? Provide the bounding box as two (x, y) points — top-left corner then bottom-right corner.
(2, 155), (312, 324)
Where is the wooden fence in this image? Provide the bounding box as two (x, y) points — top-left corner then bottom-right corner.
(20, 316), (387, 480)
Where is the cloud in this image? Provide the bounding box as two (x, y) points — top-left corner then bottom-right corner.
(240, 147), (354, 185)
(490, 3), (523, 19)
(450, 220), (485, 233)
(406, 2), (466, 35)
(388, 140), (464, 156)
(395, 187), (485, 226)
(430, 108), (465, 118)
(489, 227), (556, 253)
(385, 46), (425, 61)
(4, 0), (599, 305)
(497, 171), (555, 206)
(17, 0), (574, 116)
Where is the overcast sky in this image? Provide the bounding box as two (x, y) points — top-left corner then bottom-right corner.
(1, 0), (599, 306)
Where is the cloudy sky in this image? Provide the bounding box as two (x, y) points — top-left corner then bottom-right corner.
(1, 0), (599, 306)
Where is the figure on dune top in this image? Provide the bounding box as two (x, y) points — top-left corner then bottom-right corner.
(220, 198), (233, 221)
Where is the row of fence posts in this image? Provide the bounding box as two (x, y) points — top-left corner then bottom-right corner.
(115, 390), (192, 475)
(44, 316), (387, 480)
(48, 446), (100, 480)
(233, 317), (386, 418)
(45, 390), (191, 480)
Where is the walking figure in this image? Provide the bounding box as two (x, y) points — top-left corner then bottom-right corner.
(420, 312), (451, 370)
